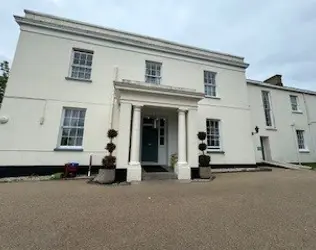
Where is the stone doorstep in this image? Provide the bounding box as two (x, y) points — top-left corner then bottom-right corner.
(142, 172), (177, 181)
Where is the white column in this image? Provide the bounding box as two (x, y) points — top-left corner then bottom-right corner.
(116, 102), (132, 169)
(127, 105), (142, 182)
(187, 108), (198, 168)
(178, 109), (187, 165)
(176, 108), (190, 180)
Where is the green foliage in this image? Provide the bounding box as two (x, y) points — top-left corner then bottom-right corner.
(50, 172), (64, 180)
(107, 129), (118, 139)
(303, 163), (316, 170)
(170, 153), (178, 168)
(199, 155), (210, 167)
(106, 142), (116, 153)
(197, 131), (211, 167)
(199, 143), (207, 152)
(197, 132), (206, 141)
(102, 156), (116, 169)
(0, 61), (9, 105)
(102, 129), (118, 169)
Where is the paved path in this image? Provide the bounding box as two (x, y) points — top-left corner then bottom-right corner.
(1, 169), (316, 250)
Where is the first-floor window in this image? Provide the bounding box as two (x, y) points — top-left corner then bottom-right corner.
(296, 130), (306, 150)
(59, 108), (86, 148)
(206, 119), (220, 150)
(204, 71), (217, 97)
(290, 95), (299, 111)
(145, 61), (162, 84)
(70, 49), (93, 80)
(262, 91), (274, 127)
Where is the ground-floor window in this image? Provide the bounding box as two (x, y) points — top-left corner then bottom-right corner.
(296, 130), (306, 150)
(59, 108), (86, 148)
(159, 118), (165, 146)
(206, 119), (221, 150)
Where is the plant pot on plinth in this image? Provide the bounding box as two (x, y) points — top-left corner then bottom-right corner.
(92, 129), (118, 184)
(93, 168), (115, 184)
(199, 166), (211, 179)
(197, 132), (212, 179)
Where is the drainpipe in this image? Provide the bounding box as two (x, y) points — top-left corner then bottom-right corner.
(302, 93), (315, 155)
(88, 154), (92, 177)
(291, 123), (301, 166)
(109, 66), (119, 129)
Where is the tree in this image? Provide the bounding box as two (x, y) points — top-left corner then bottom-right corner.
(0, 60), (10, 106)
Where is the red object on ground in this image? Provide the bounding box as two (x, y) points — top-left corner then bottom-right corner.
(64, 162), (79, 178)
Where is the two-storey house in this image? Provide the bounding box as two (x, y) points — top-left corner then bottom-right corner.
(0, 10), (256, 181)
(248, 75), (316, 165)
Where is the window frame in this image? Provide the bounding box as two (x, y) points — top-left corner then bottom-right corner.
(57, 107), (86, 149)
(261, 90), (275, 128)
(159, 118), (166, 146)
(69, 49), (94, 81)
(145, 60), (162, 84)
(296, 129), (307, 151)
(204, 71), (217, 98)
(206, 119), (221, 150)
(290, 95), (301, 112)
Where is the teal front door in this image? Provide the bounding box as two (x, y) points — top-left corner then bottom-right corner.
(142, 126), (158, 162)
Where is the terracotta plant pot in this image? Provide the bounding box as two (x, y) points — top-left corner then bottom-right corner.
(199, 167), (211, 179)
(93, 168), (115, 184)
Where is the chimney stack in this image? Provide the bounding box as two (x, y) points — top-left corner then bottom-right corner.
(263, 74), (283, 86)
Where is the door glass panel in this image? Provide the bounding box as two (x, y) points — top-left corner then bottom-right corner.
(143, 117), (155, 126)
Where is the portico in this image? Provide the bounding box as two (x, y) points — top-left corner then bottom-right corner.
(114, 80), (204, 182)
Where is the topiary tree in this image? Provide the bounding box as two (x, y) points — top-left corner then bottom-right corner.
(101, 129), (118, 170)
(198, 131), (211, 179)
(92, 129), (118, 183)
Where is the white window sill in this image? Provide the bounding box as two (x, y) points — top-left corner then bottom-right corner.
(205, 95), (221, 100)
(54, 147), (84, 152)
(207, 149), (225, 154)
(292, 110), (303, 114)
(299, 149), (310, 153)
(65, 77), (92, 83)
(266, 127), (277, 131)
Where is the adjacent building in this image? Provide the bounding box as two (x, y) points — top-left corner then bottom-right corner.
(248, 76), (316, 164)
(0, 10), (315, 180)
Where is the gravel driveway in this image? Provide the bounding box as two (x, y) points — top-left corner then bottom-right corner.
(1, 168), (316, 250)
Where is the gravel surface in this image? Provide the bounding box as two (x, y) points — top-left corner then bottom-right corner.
(1, 168), (316, 250)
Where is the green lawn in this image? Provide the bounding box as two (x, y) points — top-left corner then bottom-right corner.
(303, 163), (316, 170)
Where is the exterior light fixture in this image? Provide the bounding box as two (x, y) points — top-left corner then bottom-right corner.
(252, 126), (259, 135)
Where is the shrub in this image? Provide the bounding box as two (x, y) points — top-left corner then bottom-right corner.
(106, 142), (116, 153)
(107, 129), (118, 139)
(198, 143), (207, 151)
(170, 153), (178, 168)
(197, 132), (206, 141)
(197, 131), (211, 167)
(102, 129), (118, 169)
(102, 156), (116, 169)
(199, 155), (210, 167)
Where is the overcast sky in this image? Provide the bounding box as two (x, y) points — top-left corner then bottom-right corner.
(1, 0), (315, 90)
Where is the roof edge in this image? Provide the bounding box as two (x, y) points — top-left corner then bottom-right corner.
(247, 79), (316, 96)
(15, 10), (248, 69)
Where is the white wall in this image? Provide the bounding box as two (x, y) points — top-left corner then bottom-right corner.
(0, 22), (256, 167)
(248, 83), (316, 163)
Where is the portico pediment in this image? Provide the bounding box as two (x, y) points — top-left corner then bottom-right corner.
(114, 80), (204, 108)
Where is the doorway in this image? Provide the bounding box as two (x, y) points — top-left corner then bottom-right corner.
(260, 136), (272, 161)
(141, 117), (159, 162)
